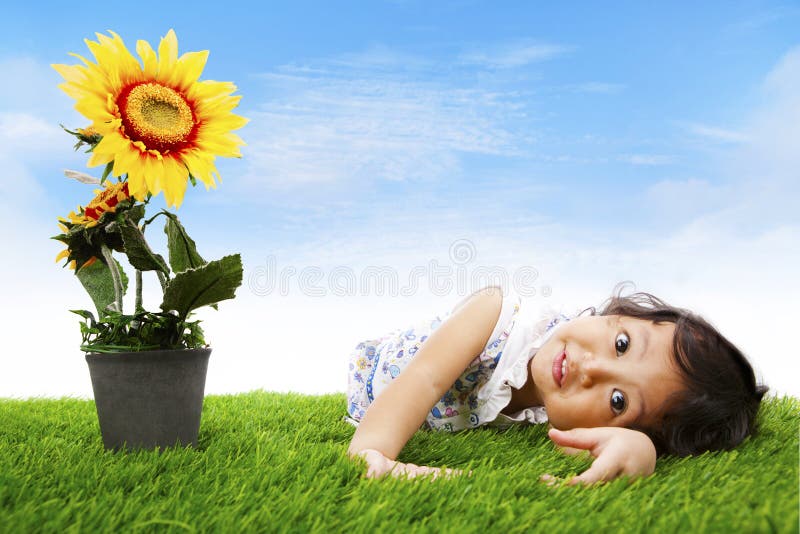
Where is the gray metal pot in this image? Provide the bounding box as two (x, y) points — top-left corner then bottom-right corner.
(85, 348), (211, 451)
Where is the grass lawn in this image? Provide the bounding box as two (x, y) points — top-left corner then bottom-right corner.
(1, 392), (797, 532)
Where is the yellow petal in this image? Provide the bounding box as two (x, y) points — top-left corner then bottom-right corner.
(136, 39), (158, 78)
(52, 63), (86, 85)
(194, 132), (244, 158)
(142, 152), (163, 197)
(75, 98), (115, 125)
(181, 150), (217, 189)
(112, 141), (138, 178)
(88, 150), (115, 168)
(188, 80), (237, 102)
(156, 29), (179, 83)
(194, 94), (242, 118)
(55, 249), (70, 262)
(127, 170), (149, 201)
(68, 52), (93, 67)
(126, 155), (151, 200)
(173, 50), (208, 92)
(161, 156), (189, 208)
(197, 112), (249, 133)
(90, 131), (129, 168)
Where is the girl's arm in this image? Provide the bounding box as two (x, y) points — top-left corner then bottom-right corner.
(348, 287), (503, 466)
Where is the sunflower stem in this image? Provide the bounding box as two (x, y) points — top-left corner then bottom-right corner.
(142, 210), (168, 230)
(100, 244), (123, 313)
(137, 221), (169, 293)
(135, 270), (143, 313)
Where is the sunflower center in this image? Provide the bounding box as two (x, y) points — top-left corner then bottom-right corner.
(119, 83), (195, 153)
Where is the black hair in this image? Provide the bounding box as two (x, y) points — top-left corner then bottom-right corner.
(593, 283), (768, 456)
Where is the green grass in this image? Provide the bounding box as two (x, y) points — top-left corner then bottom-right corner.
(1, 392), (797, 533)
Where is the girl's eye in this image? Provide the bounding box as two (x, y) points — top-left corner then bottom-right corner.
(610, 389), (627, 415)
(615, 332), (630, 356)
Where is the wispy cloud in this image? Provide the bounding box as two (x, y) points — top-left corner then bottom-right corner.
(618, 153), (674, 166)
(724, 5), (800, 32)
(240, 48), (534, 193)
(458, 40), (572, 69)
(728, 46), (800, 187)
(0, 56), (85, 163)
(325, 43), (436, 72)
(682, 122), (749, 143)
(762, 45), (800, 98)
(563, 82), (625, 94)
(0, 112), (64, 151)
(0, 57), (59, 111)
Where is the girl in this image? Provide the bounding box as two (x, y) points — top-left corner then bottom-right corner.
(345, 285), (767, 484)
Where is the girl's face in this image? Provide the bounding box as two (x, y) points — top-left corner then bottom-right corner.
(530, 314), (684, 430)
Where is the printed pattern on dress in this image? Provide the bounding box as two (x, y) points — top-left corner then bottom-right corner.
(346, 301), (521, 432)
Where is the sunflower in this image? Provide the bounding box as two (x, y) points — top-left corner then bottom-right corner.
(65, 180), (131, 228)
(55, 181), (132, 270)
(52, 30), (247, 208)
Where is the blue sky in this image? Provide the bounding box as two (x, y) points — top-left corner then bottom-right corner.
(0, 1), (798, 397)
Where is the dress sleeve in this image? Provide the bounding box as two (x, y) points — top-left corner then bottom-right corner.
(471, 296), (560, 428)
(483, 288), (520, 352)
(446, 286), (519, 353)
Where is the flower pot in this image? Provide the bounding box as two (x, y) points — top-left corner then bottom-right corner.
(85, 348), (211, 451)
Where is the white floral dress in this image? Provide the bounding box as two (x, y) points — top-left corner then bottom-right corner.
(345, 288), (570, 432)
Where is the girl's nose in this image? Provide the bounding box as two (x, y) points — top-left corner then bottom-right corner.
(579, 352), (612, 388)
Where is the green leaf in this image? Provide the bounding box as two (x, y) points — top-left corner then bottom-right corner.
(124, 203), (146, 225)
(76, 259), (129, 316)
(100, 162), (114, 184)
(164, 214), (206, 273)
(160, 254), (243, 319)
(119, 221), (170, 275)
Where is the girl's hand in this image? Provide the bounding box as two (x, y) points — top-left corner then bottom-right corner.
(541, 427), (657, 486)
(355, 449), (467, 481)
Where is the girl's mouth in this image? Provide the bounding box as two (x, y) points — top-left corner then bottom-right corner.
(552, 349), (567, 387)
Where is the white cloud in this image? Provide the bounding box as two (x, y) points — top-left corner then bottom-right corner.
(458, 40), (572, 68)
(725, 6), (800, 32)
(0, 57), (63, 113)
(239, 51), (531, 193)
(0, 56), (87, 173)
(0, 112), (64, 152)
(682, 121), (749, 143)
(0, 154), (46, 209)
(643, 178), (730, 220)
(564, 82), (625, 94)
(733, 46), (800, 184)
(327, 43), (436, 72)
(618, 153), (674, 166)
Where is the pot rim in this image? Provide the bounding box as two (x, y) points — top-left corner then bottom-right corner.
(85, 347), (212, 363)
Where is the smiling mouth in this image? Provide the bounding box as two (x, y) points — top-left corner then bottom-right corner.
(552, 349), (567, 387)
